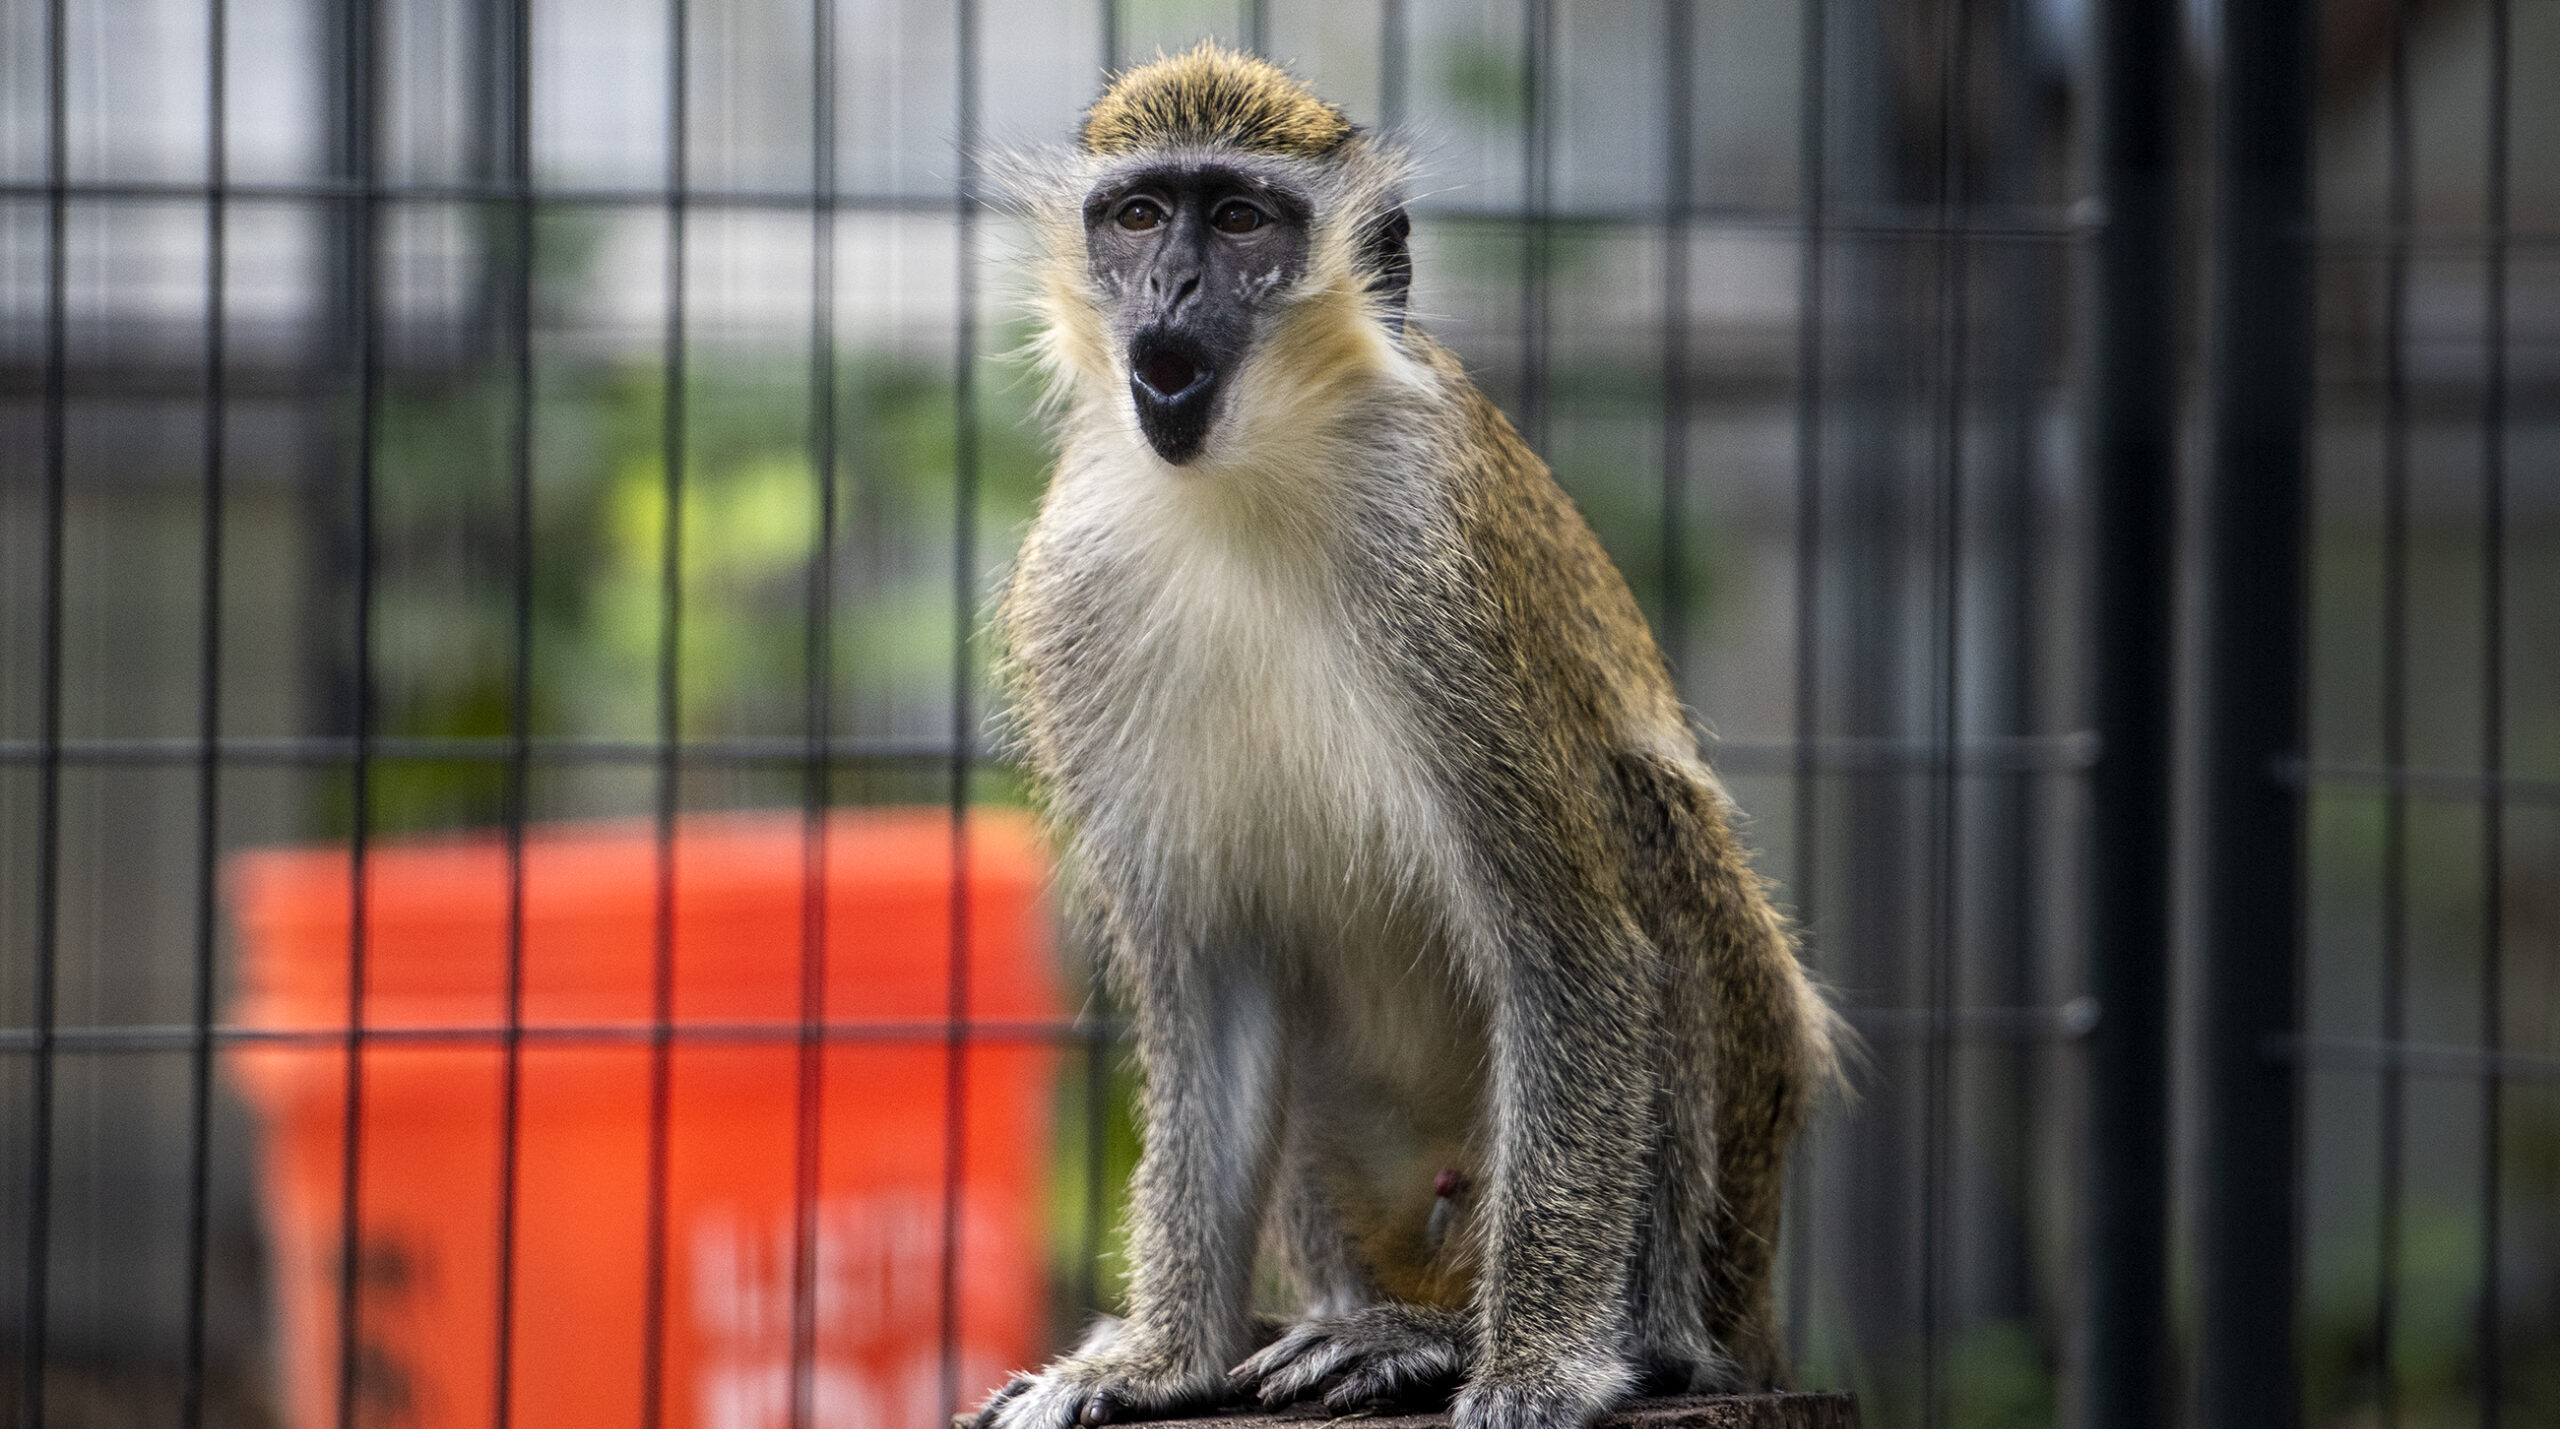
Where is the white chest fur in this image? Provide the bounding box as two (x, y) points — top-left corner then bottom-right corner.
(1034, 458), (1451, 929)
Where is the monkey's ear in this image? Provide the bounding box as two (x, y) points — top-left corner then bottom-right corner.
(1357, 207), (1413, 335)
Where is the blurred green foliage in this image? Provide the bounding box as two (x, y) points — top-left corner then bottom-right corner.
(346, 329), (1051, 836)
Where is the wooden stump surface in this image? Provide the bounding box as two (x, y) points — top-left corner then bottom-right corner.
(956, 1395), (1859, 1429)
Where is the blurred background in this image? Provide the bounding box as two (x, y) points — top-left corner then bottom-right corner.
(0, 0), (2554, 1427)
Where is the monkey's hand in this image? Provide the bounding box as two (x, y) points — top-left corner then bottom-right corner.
(970, 1319), (1240, 1429)
(1230, 1303), (1474, 1413)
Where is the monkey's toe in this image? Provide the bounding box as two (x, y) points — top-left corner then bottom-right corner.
(1232, 1304), (1472, 1411)
(963, 1375), (1036, 1429)
(978, 1354), (1233, 1429)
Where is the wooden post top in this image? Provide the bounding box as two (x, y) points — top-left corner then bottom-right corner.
(956, 1395), (1860, 1429)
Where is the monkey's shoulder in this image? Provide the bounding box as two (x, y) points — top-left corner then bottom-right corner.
(1414, 382), (1688, 743)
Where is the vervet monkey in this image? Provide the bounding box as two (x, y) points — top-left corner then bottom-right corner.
(978, 45), (1841, 1429)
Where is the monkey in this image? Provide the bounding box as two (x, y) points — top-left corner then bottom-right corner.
(972, 44), (1843, 1429)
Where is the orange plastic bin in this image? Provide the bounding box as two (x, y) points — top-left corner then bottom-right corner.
(228, 808), (1057, 1429)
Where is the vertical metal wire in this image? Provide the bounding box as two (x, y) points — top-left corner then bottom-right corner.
(2474, 0), (2510, 1420)
(789, 0), (842, 1420)
(1078, 0), (1119, 1328)
(642, 0), (693, 1420)
(180, 0), (231, 1424)
(1920, 0), (1973, 1422)
(940, 0), (982, 1416)
(20, 0), (69, 1420)
(1783, 0), (1827, 1368)
(1243, 0), (1267, 56)
(332, 0), (384, 1421)
(490, 0), (538, 1419)
(1079, 962), (1108, 1326)
(1517, 0), (1551, 454)
(1987, 6), (2041, 1354)
(2375, 1), (2414, 1420)
(1658, 0), (1692, 684)
(1378, 0), (1407, 136)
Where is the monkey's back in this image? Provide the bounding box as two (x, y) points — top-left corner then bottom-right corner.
(1400, 336), (1833, 1330)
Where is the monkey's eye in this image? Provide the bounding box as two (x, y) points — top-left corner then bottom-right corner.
(1211, 200), (1264, 235)
(1115, 198), (1166, 232)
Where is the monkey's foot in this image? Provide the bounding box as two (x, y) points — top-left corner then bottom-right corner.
(1450, 1357), (1636, 1429)
(1231, 1304), (1474, 1413)
(971, 1344), (1235, 1429)
(1629, 1339), (1749, 1397)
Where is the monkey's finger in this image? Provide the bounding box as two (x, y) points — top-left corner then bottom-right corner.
(1076, 1389), (1120, 1426)
(1251, 1339), (1357, 1408)
(1230, 1329), (1317, 1384)
(988, 1374), (1098, 1429)
(1319, 1368), (1404, 1415)
(1317, 1348), (1464, 1415)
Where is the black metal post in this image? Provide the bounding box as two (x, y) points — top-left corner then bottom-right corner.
(2082, 0), (2177, 1422)
(2197, 0), (2314, 1422)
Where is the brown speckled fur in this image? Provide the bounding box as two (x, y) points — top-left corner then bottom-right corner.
(977, 48), (1841, 1429)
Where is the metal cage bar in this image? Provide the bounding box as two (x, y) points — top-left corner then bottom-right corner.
(2374, 0), (2416, 1421)
(491, 1), (542, 1425)
(939, 1), (984, 1420)
(178, 0), (232, 1423)
(1782, 0), (1829, 1371)
(1918, 0), (1975, 1420)
(19, 0), (70, 1420)
(639, 0), (696, 1421)
(327, 0), (384, 1421)
(2474, 1), (2513, 1422)
(787, 0), (844, 1422)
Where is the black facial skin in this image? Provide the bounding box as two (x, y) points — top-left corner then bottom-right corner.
(1085, 163), (1311, 465)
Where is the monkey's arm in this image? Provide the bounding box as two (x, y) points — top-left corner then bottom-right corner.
(977, 905), (1286, 1429)
(1450, 868), (1662, 1429)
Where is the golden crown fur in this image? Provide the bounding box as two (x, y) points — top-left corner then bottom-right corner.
(1080, 44), (1354, 158)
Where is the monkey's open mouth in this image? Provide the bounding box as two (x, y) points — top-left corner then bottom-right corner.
(1128, 332), (1222, 465)
(1134, 348), (1208, 402)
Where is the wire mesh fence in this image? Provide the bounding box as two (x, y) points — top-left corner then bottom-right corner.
(0, 1), (2553, 1428)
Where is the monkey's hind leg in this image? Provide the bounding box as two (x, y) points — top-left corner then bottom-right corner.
(1610, 750), (1829, 1392)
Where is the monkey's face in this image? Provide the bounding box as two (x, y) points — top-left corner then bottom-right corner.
(1082, 161), (1311, 465)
